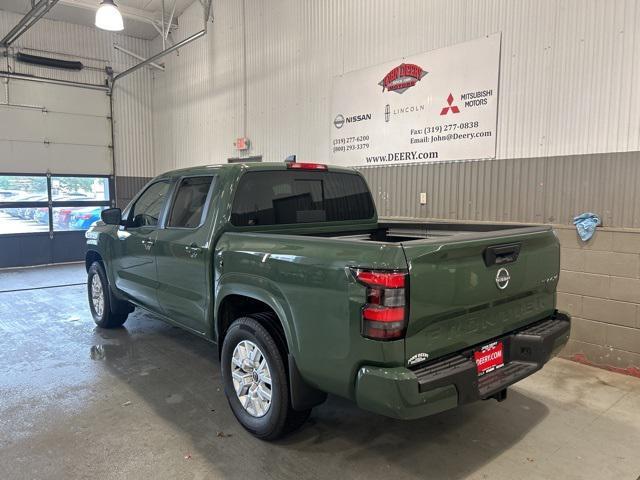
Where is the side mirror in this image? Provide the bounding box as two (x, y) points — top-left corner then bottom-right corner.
(101, 208), (122, 225)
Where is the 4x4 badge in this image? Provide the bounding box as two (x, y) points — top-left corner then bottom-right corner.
(496, 268), (510, 290)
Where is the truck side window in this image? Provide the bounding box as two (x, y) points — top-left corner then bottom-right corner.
(167, 176), (214, 228)
(129, 181), (170, 228)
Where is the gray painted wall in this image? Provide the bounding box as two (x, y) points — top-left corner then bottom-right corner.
(359, 151), (640, 228)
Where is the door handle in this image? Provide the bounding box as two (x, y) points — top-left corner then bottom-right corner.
(141, 238), (154, 251)
(185, 244), (202, 258)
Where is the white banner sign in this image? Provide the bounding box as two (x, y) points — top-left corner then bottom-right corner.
(330, 34), (501, 166)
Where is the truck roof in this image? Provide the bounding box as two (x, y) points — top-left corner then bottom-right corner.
(155, 162), (359, 179)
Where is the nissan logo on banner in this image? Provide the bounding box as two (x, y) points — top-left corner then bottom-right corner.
(334, 113), (372, 129)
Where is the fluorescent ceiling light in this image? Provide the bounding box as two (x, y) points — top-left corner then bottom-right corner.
(95, 0), (124, 31)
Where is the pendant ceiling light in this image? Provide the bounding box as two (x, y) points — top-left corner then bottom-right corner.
(95, 0), (124, 32)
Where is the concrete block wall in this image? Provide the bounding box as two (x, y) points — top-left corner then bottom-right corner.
(555, 225), (640, 374)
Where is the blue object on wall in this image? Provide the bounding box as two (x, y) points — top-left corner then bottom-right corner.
(573, 213), (601, 241)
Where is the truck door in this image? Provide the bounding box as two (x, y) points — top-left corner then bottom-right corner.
(112, 180), (171, 312)
(154, 176), (215, 334)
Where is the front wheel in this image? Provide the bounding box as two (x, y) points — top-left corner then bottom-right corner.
(221, 315), (310, 440)
(87, 262), (129, 328)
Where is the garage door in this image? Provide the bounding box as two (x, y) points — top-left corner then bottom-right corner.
(0, 77), (114, 268)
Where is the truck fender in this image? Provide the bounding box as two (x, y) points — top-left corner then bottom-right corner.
(216, 279), (326, 409)
(215, 275), (299, 356)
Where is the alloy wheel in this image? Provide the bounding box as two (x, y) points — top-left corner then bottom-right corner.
(91, 274), (105, 317)
(230, 340), (272, 417)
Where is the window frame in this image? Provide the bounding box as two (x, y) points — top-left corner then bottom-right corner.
(0, 172), (114, 236)
(164, 175), (216, 231)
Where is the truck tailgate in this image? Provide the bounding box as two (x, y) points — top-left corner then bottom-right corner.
(402, 226), (559, 365)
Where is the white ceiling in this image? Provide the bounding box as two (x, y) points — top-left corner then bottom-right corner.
(0, 0), (195, 39)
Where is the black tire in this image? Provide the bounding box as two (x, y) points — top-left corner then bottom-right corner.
(87, 262), (129, 328)
(221, 315), (311, 440)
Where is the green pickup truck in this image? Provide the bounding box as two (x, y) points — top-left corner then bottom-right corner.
(85, 161), (570, 439)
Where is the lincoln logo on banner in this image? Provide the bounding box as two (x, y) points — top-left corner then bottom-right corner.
(378, 63), (427, 94)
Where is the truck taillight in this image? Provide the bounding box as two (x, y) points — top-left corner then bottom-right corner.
(354, 269), (408, 341)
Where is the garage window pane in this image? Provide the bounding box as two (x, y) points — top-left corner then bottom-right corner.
(0, 175), (47, 202)
(53, 206), (107, 231)
(51, 176), (110, 201)
(0, 207), (49, 234)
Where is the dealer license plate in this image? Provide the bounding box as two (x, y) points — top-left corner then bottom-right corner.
(473, 341), (504, 376)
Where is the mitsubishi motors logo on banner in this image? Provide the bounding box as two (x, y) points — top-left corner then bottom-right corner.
(330, 33), (501, 166)
(440, 93), (460, 115)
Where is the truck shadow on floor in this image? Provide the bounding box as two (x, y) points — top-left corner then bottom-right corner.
(92, 310), (550, 480)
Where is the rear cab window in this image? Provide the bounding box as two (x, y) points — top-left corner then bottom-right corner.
(231, 170), (375, 226)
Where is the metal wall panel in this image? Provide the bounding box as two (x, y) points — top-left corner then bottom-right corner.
(150, 0), (640, 228)
(151, 0), (640, 169)
(151, 1), (243, 174)
(0, 9), (155, 179)
(359, 151), (640, 228)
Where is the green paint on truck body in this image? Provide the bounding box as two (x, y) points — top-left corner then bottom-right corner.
(87, 162), (569, 418)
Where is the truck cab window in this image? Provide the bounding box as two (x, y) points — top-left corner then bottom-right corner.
(167, 176), (214, 228)
(231, 171), (375, 226)
(129, 181), (170, 228)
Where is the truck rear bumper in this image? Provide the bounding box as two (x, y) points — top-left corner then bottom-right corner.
(355, 311), (570, 420)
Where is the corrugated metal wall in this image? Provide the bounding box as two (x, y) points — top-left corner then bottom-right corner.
(151, 0), (243, 173)
(151, 0), (640, 227)
(0, 9), (155, 179)
(359, 151), (640, 228)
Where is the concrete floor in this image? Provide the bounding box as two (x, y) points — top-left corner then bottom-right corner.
(0, 265), (639, 480)
(0, 262), (85, 292)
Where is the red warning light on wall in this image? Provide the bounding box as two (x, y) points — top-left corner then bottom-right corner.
(235, 137), (250, 151)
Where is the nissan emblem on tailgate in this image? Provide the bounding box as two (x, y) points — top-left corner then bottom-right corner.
(496, 268), (510, 290)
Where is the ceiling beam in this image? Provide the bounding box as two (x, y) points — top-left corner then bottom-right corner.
(1, 0), (61, 47)
(113, 42), (164, 71)
(113, 28), (204, 84)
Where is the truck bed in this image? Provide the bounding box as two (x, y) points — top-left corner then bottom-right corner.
(219, 218), (559, 388)
(331, 220), (549, 243)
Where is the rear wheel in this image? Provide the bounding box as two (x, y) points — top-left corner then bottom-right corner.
(221, 315), (310, 440)
(87, 262), (130, 328)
